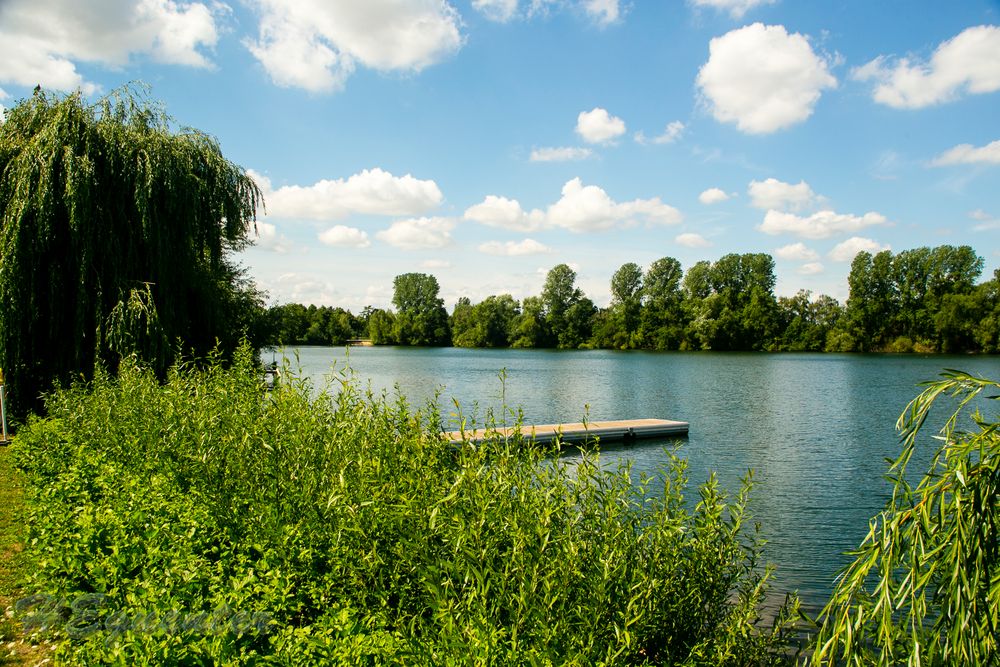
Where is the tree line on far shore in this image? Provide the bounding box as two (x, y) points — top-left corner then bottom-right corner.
(264, 245), (1000, 354)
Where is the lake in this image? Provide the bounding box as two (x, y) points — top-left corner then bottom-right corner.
(271, 345), (999, 611)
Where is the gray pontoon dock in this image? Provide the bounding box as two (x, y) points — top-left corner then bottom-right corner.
(445, 418), (689, 445)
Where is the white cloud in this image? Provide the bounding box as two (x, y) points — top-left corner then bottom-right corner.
(698, 187), (732, 204)
(690, 0), (776, 19)
(465, 179), (682, 233)
(548, 178), (682, 232)
(319, 225), (371, 248)
(0, 0), (222, 93)
(930, 139), (1000, 166)
(478, 238), (551, 256)
(675, 232), (712, 248)
(696, 23), (836, 134)
(245, 0), (463, 93)
(464, 195), (546, 232)
(247, 169), (273, 193)
(748, 178), (817, 211)
(267, 272), (340, 306)
(252, 168), (443, 220)
(774, 242), (819, 261)
(251, 222), (294, 253)
(471, 0), (622, 25)
(546, 178), (623, 231)
(635, 120), (685, 145)
(797, 262), (824, 275)
(583, 0), (621, 26)
(828, 237), (890, 262)
(421, 259), (452, 269)
(852, 25), (1000, 109)
(376, 216), (455, 250)
(760, 209), (887, 239)
(537, 262), (580, 277)
(970, 209), (1000, 231)
(576, 107), (627, 144)
(529, 146), (593, 162)
(973, 219), (1000, 232)
(870, 149), (903, 181)
(472, 0), (519, 22)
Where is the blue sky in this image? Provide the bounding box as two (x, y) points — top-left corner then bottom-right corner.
(1, 0), (998, 311)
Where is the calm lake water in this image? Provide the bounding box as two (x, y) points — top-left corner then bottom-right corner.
(273, 346), (999, 610)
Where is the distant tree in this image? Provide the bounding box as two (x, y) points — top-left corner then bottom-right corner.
(269, 304), (308, 344)
(589, 310), (616, 350)
(845, 250), (898, 351)
(777, 290), (843, 351)
(934, 292), (981, 353)
(357, 305), (378, 339)
(679, 261), (708, 350)
(639, 257), (685, 349)
(683, 260), (713, 301)
(844, 246), (984, 352)
(303, 305), (329, 345)
(450, 297), (475, 345)
(264, 303), (359, 346)
(605, 262), (643, 348)
(563, 297), (597, 349)
(368, 309), (397, 345)
(892, 247), (934, 344)
(512, 296), (547, 349)
(925, 245), (983, 350)
(927, 245), (982, 297)
(611, 263), (643, 305)
(332, 308), (361, 344)
(541, 264), (585, 348)
(454, 295), (520, 348)
(777, 291), (815, 351)
(813, 295), (846, 351)
(0, 87), (262, 417)
(973, 269), (1000, 353)
(685, 253), (778, 351)
(391, 273), (450, 346)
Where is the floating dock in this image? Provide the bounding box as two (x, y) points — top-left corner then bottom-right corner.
(445, 418), (688, 445)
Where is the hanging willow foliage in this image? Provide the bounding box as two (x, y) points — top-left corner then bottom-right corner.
(0, 86), (263, 418)
(810, 370), (1000, 665)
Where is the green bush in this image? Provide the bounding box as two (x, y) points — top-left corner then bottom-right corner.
(12, 344), (794, 664)
(887, 336), (914, 354)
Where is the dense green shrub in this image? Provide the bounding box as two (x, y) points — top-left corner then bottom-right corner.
(12, 344), (794, 664)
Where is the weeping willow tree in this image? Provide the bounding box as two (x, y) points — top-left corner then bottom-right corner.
(0, 86), (264, 418)
(810, 371), (1000, 665)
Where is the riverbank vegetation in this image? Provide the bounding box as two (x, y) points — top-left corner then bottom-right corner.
(8, 346), (797, 664)
(8, 348), (1000, 664)
(264, 247), (1000, 354)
